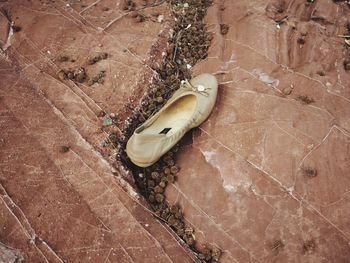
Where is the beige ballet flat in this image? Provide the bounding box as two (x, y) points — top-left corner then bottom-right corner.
(126, 73), (218, 167)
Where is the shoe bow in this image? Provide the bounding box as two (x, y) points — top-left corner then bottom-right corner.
(180, 79), (211, 96)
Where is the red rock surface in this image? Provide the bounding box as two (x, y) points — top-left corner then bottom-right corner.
(166, 0), (350, 262)
(0, 1), (195, 262)
(1, 0), (350, 262)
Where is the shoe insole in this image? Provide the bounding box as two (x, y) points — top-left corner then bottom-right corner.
(140, 95), (197, 136)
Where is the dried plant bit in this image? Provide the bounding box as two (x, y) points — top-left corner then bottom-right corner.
(303, 239), (316, 254)
(163, 155), (173, 163)
(159, 181), (167, 188)
(344, 60), (350, 70)
(297, 37), (305, 45)
(185, 226), (194, 235)
(154, 185), (164, 193)
(296, 95), (315, 104)
(129, 11), (139, 18)
(108, 133), (118, 144)
(59, 145), (70, 153)
(302, 166), (318, 178)
(148, 194), (155, 203)
(57, 55), (69, 62)
(185, 235), (195, 246)
(87, 52), (108, 65)
(155, 193), (164, 203)
(154, 209), (162, 217)
(220, 24), (229, 35)
(170, 204), (180, 213)
(135, 14), (145, 23)
(175, 210), (183, 219)
(148, 179), (156, 188)
(177, 228), (185, 237)
(155, 96), (164, 103)
(97, 110), (106, 117)
(170, 165), (179, 174)
(211, 247), (222, 262)
(161, 210), (169, 220)
(173, 219), (183, 230)
(166, 174), (175, 183)
(167, 215), (177, 226)
(151, 171), (160, 180)
(198, 253), (205, 260)
(201, 247), (212, 261)
(271, 239), (284, 253)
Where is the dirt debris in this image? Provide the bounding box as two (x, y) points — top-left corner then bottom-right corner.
(58, 67), (87, 83)
(302, 166), (318, 178)
(296, 95), (315, 104)
(87, 52), (108, 65)
(57, 55), (69, 62)
(87, 70), (106, 85)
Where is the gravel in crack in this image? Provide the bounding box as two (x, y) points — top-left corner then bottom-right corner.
(116, 0), (222, 261)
